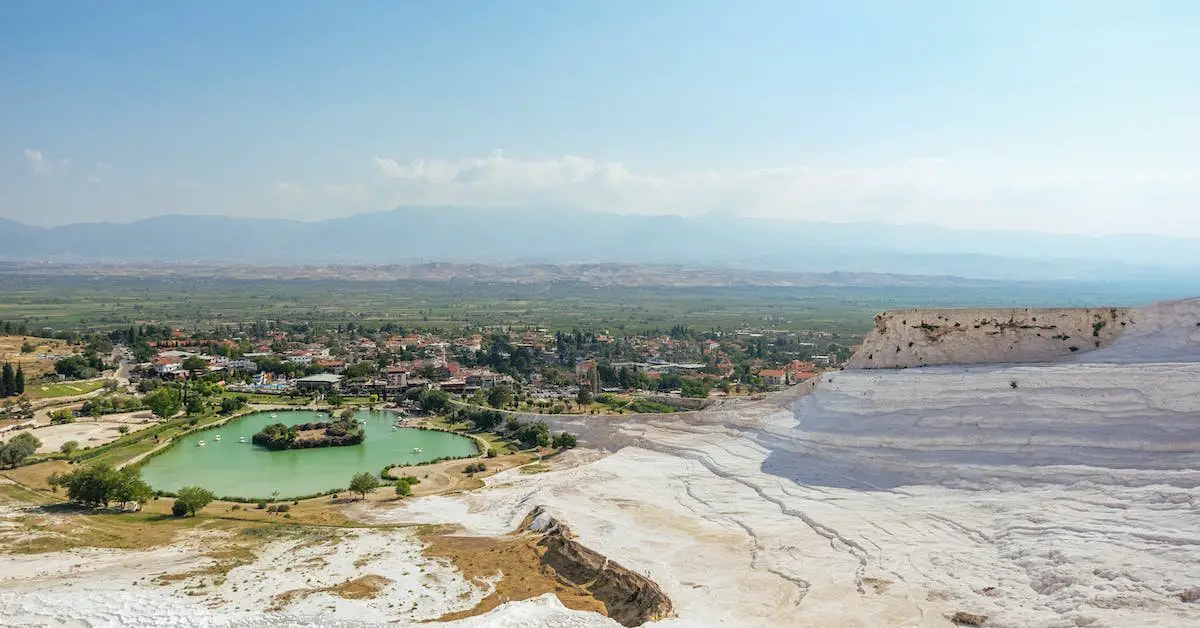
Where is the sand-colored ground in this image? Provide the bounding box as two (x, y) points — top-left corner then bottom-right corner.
(0, 336), (70, 380)
(0, 411), (160, 454)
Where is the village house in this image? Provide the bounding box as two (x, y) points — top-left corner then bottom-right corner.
(759, 369), (788, 387)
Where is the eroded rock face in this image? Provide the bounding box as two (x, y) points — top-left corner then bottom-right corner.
(847, 307), (1132, 369)
(522, 507), (673, 627)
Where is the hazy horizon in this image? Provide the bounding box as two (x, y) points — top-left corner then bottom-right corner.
(2, 2), (1198, 237)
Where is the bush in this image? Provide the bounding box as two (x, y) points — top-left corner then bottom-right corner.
(256, 501), (267, 509)
(486, 448), (497, 458)
(171, 500), (189, 517)
(395, 481), (412, 497)
(50, 409), (76, 425)
(552, 432), (578, 449)
(118, 425), (130, 435)
(463, 462), (487, 474)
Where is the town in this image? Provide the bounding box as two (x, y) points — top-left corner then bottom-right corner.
(127, 320), (849, 411)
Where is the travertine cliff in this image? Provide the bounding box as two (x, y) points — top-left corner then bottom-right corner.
(847, 307), (1132, 369)
(524, 507), (673, 627)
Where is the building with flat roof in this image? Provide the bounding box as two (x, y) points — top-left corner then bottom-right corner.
(294, 373), (344, 392)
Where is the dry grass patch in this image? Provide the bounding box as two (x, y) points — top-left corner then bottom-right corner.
(1, 460), (71, 492)
(0, 335), (69, 380)
(270, 574), (393, 610)
(421, 532), (608, 623)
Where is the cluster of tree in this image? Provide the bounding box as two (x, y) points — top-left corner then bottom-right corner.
(0, 363), (26, 398)
(393, 474), (419, 497)
(463, 462), (487, 474)
(48, 463), (153, 509)
(220, 395), (248, 415)
(680, 377), (714, 399)
(486, 383), (514, 409)
(552, 432), (578, 449)
(49, 408), (76, 424)
(506, 418), (551, 448)
(144, 387), (183, 419)
(54, 353), (104, 380)
(0, 396), (34, 420)
(80, 394), (147, 418)
(0, 321), (30, 335)
(406, 387), (451, 413)
(251, 416), (365, 450)
(472, 333), (536, 377)
(448, 406), (504, 431)
(0, 432), (40, 468)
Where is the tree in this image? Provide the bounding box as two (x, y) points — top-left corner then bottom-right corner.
(394, 479), (412, 497)
(13, 366), (23, 395)
(20, 341), (35, 354)
(418, 389), (451, 413)
(145, 387), (182, 420)
(0, 363), (12, 397)
(339, 408), (356, 421)
(576, 387), (593, 406)
(327, 392), (344, 408)
(50, 464), (122, 506)
(60, 440), (80, 457)
(220, 395), (247, 415)
(0, 432), (41, 468)
(349, 471), (380, 499)
(111, 468), (155, 509)
(680, 378), (712, 399)
(552, 432), (578, 449)
(175, 486), (216, 516)
(181, 356), (208, 372)
(184, 394), (205, 416)
(487, 384), (513, 409)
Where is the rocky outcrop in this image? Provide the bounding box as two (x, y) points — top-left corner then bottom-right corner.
(847, 307), (1132, 369)
(522, 506), (673, 626)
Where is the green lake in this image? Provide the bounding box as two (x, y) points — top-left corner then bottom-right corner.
(139, 409), (479, 499)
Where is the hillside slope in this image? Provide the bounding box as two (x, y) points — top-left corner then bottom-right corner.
(847, 306), (1132, 368)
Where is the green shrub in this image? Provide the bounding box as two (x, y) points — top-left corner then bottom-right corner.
(256, 500), (267, 509)
(171, 500), (188, 517)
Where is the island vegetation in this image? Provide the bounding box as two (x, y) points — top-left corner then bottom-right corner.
(251, 412), (366, 451)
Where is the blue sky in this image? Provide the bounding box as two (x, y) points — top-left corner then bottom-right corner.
(2, 1), (1197, 235)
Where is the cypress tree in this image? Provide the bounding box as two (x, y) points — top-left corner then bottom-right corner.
(14, 366), (24, 395)
(1, 363), (13, 397)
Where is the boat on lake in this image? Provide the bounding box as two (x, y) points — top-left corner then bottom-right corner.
(412, 447), (422, 453)
(214, 434), (221, 441)
(198, 440), (206, 447)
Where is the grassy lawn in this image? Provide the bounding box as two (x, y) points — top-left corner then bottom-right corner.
(28, 379), (108, 399)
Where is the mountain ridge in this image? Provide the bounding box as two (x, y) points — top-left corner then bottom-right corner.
(3, 206), (1200, 281)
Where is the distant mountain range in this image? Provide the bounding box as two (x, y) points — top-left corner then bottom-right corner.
(3, 207), (1200, 282)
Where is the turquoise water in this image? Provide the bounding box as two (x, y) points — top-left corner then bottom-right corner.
(138, 409), (478, 499)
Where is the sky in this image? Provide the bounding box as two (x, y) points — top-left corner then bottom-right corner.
(1, 1), (1198, 236)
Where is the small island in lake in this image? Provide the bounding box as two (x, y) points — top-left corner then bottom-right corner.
(251, 415), (365, 450)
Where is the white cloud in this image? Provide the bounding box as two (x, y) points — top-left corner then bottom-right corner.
(87, 175), (103, 185)
(24, 148), (48, 174)
(368, 151), (1200, 236)
(274, 181), (305, 201)
(23, 149), (73, 176)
